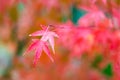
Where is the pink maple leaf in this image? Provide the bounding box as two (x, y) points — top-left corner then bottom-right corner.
(24, 39), (54, 66)
(24, 25), (58, 66)
(29, 27), (59, 54)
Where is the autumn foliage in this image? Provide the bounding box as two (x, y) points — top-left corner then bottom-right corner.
(0, 0), (120, 80)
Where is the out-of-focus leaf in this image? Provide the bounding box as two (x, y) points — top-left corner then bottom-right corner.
(102, 63), (113, 77)
(91, 54), (103, 68)
(71, 5), (86, 24)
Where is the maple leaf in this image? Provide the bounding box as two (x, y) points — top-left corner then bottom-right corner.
(29, 29), (59, 54)
(24, 26), (58, 66)
(24, 39), (54, 66)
